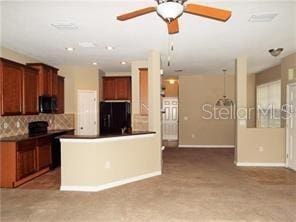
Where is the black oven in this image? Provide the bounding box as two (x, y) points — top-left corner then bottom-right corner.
(39, 96), (57, 113)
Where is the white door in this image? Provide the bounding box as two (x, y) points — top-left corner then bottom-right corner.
(287, 83), (296, 170)
(77, 90), (97, 135)
(162, 97), (178, 140)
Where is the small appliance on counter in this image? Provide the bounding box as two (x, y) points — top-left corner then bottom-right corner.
(39, 96), (57, 113)
(28, 121), (49, 136)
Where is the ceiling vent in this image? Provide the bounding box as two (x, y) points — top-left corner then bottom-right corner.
(51, 23), (78, 30)
(78, 42), (96, 48)
(248, 13), (278, 22)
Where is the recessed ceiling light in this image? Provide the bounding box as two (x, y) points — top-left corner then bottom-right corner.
(79, 42), (96, 48)
(92, 62), (98, 66)
(168, 79), (176, 84)
(120, 61), (127, 65)
(248, 13), (278, 23)
(106, 46), (114, 51)
(65, 47), (75, 52)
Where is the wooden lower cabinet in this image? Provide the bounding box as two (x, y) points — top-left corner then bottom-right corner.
(36, 137), (52, 170)
(0, 136), (52, 188)
(16, 140), (37, 180)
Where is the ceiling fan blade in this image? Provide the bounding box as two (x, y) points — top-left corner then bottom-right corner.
(117, 7), (156, 21)
(185, 4), (231, 21)
(167, 19), (179, 34)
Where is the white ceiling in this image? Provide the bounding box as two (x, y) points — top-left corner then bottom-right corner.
(1, 0), (296, 75)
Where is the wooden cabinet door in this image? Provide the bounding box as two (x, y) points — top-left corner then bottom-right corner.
(139, 68), (148, 115)
(57, 76), (64, 113)
(42, 66), (51, 96)
(23, 67), (38, 114)
(16, 140), (37, 180)
(116, 77), (131, 100)
(51, 69), (58, 96)
(36, 137), (52, 170)
(103, 77), (116, 100)
(0, 59), (23, 116)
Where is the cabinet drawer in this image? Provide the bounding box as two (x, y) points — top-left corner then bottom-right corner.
(17, 139), (36, 152)
(37, 136), (51, 146)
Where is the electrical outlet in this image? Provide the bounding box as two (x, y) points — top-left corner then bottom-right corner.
(191, 134), (195, 138)
(3, 122), (8, 129)
(184, 116), (188, 121)
(16, 121), (20, 128)
(104, 161), (111, 169)
(259, 146), (264, 152)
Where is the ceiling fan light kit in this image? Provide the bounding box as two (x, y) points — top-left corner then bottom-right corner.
(156, 1), (184, 21)
(269, 48), (283, 57)
(117, 0), (232, 34)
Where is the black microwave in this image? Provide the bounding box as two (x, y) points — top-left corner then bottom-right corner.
(39, 96), (57, 113)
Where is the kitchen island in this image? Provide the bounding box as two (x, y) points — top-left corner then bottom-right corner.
(59, 131), (162, 192)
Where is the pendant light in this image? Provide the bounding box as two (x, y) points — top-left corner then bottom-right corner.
(216, 69), (234, 107)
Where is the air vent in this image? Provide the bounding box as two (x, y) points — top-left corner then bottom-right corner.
(248, 13), (278, 22)
(78, 42), (96, 48)
(51, 23), (78, 30)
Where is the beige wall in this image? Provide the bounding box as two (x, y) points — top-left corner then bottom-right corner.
(256, 64), (281, 86)
(247, 74), (256, 128)
(179, 74), (235, 146)
(105, 72), (131, 76)
(236, 57), (286, 164)
(162, 77), (179, 97)
(0, 47), (40, 64)
(61, 134), (161, 189)
(237, 128), (285, 163)
(58, 65), (99, 114)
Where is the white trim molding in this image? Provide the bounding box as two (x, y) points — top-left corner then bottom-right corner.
(178, 145), (235, 148)
(60, 171), (161, 192)
(61, 133), (155, 144)
(236, 162), (286, 167)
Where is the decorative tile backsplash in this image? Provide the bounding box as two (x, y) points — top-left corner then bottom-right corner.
(133, 114), (148, 131)
(0, 113), (74, 138)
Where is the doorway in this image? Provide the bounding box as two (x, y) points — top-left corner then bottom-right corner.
(77, 90), (98, 135)
(162, 97), (178, 142)
(287, 82), (296, 170)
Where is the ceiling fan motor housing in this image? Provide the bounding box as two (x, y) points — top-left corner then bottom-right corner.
(156, 0), (185, 21)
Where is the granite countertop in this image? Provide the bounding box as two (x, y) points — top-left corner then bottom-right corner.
(0, 129), (75, 142)
(59, 131), (156, 140)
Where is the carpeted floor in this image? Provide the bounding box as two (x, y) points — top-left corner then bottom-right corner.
(1, 148), (296, 222)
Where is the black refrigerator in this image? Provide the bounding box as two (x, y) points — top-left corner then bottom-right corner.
(100, 102), (131, 135)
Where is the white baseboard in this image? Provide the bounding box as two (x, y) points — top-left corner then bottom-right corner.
(236, 162), (286, 167)
(178, 145), (235, 148)
(60, 171), (161, 192)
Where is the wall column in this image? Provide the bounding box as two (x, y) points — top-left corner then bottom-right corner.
(235, 56), (248, 163)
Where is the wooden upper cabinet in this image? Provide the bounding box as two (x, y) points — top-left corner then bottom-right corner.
(139, 68), (148, 115)
(27, 63), (59, 97)
(0, 58), (24, 116)
(103, 77), (131, 100)
(116, 77), (131, 100)
(103, 77), (116, 100)
(23, 67), (38, 115)
(51, 69), (58, 97)
(56, 76), (65, 114)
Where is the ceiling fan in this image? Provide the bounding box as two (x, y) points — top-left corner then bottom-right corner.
(117, 0), (232, 34)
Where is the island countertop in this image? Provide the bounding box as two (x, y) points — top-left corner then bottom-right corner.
(59, 131), (156, 140)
